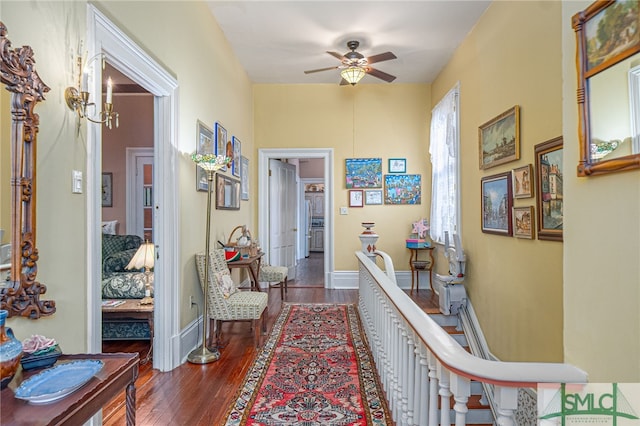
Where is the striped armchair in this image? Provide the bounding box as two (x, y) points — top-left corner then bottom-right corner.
(195, 250), (268, 348)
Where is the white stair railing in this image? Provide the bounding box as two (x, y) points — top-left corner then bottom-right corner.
(357, 251), (587, 426)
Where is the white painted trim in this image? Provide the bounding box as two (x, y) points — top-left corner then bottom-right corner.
(125, 147), (153, 236)
(179, 317), (202, 364)
(258, 149), (334, 289)
(87, 5), (180, 372)
(629, 65), (640, 154)
(331, 269), (413, 290)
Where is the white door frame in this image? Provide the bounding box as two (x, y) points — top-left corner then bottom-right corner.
(258, 149), (334, 288)
(87, 5), (180, 371)
(126, 147), (153, 237)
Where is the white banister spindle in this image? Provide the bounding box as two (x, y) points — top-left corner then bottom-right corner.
(392, 311), (401, 420)
(438, 362), (452, 426)
(417, 344), (429, 426)
(494, 386), (518, 426)
(400, 324), (409, 425)
(450, 373), (471, 426)
(406, 329), (416, 426)
(427, 351), (439, 426)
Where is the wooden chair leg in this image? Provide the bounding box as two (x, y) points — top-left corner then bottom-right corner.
(280, 280), (284, 300)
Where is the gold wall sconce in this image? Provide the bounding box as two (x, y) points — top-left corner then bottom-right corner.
(65, 54), (119, 129)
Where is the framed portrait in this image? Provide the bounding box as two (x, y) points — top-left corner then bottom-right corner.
(512, 164), (533, 199)
(214, 121), (228, 172)
(481, 171), (513, 236)
(240, 156), (249, 201)
(535, 136), (563, 241)
(345, 158), (382, 188)
(196, 120), (215, 192)
(384, 174), (421, 205)
(365, 190), (383, 205)
(513, 206), (534, 239)
(479, 105), (520, 169)
(388, 158), (406, 173)
(349, 189), (364, 207)
(101, 172), (113, 207)
(232, 136), (241, 177)
(216, 174), (240, 210)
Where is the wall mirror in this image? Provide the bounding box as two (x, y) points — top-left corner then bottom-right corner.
(573, 0), (640, 176)
(216, 174), (241, 210)
(0, 22), (56, 318)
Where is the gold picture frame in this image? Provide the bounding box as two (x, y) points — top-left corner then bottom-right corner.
(479, 105), (520, 170)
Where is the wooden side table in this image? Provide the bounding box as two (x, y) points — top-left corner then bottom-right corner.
(2, 353), (139, 426)
(227, 252), (264, 291)
(408, 246), (435, 292)
(102, 300), (154, 364)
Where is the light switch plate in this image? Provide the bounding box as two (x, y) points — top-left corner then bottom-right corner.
(340, 207), (348, 215)
(72, 170), (83, 194)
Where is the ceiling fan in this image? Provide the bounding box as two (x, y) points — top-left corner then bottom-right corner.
(304, 40), (397, 85)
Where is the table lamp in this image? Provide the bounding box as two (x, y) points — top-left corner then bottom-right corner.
(126, 241), (155, 305)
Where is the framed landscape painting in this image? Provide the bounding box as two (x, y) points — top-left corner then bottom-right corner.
(479, 105), (520, 169)
(535, 136), (563, 241)
(345, 158), (382, 189)
(512, 164), (533, 198)
(481, 171), (513, 236)
(513, 206), (534, 239)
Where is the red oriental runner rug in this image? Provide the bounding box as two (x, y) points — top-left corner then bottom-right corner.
(223, 303), (391, 425)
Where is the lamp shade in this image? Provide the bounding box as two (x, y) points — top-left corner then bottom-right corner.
(126, 242), (155, 270)
(341, 66), (366, 85)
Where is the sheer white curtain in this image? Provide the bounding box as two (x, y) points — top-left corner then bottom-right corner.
(429, 85), (460, 244)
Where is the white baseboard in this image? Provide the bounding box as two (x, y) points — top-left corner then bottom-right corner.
(330, 270), (414, 290)
(180, 316), (203, 363)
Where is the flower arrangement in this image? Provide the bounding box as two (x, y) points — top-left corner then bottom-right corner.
(191, 153), (230, 171)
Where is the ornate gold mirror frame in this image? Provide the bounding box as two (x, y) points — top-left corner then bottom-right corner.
(573, 0), (640, 177)
(0, 22), (56, 318)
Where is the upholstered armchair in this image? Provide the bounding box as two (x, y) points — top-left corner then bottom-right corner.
(195, 250), (268, 348)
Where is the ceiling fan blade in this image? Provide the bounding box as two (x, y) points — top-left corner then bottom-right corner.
(327, 51), (345, 61)
(366, 52), (397, 65)
(366, 67), (396, 83)
(304, 66), (339, 74)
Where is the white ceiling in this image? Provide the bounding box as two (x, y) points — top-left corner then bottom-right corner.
(207, 1), (491, 84)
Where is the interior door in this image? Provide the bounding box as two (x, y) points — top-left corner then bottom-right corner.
(268, 159), (297, 280)
(126, 148), (154, 240)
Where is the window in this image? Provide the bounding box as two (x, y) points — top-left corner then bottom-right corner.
(429, 84), (460, 245)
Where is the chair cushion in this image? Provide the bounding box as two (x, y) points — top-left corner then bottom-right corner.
(226, 291), (268, 320)
(259, 265), (288, 282)
(214, 270), (238, 299)
(103, 248), (141, 276)
(102, 272), (153, 299)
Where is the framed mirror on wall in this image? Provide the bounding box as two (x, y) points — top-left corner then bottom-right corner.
(573, 0), (640, 176)
(0, 21), (56, 318)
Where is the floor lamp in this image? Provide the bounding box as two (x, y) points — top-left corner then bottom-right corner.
(188, 153), (228, 364)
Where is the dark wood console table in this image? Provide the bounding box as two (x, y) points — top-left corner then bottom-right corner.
(1, 353), (139, 426)
(102, 299), (154, 364)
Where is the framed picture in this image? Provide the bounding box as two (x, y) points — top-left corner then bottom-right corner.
(535, 136), (563, 241)
(349, 190), (364, 207)
(479, 105), (520, 169)
(581, 0), (640, 76)
(196, 120), (215, 192)
(513, 206), (534, 239)
(512, 164), (533, 199)
(388, 158), (406, 173)
(345, 158), (382, 188)
(101, 172), (113, 207)
(232, 136), (241, 177)
(240, 156), (249, 201)
(214, 122), (228, 172)
(384, 174), (421, 205)
(365, 190), (383, 205)
(216, 173), (240, 210)
(481, 171), (513, 236)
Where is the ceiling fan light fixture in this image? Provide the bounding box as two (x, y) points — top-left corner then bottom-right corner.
(341, 66), (366, 85)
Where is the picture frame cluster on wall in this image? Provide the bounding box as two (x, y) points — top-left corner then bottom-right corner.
(344, 157), (421, 206)
(196, 120), (248, 202)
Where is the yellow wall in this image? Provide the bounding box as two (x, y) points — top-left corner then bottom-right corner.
(432, 1), (564, 362)
(254, 84), (432, 269)
(2, 0), (254, 346)
(562, 1), (640, 382)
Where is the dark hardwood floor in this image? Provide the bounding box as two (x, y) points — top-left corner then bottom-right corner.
(102, 259), (438, 425)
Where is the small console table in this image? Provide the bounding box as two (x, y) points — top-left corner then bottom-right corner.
(227, 252), (264, 291)
(408, 246), (435, 292)
(2, 352), (139, 426)
(102, 300), (154, 364)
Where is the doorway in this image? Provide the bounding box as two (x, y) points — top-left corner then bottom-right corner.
(87, 5), (179, 372)
(258, 149), (334, 289)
